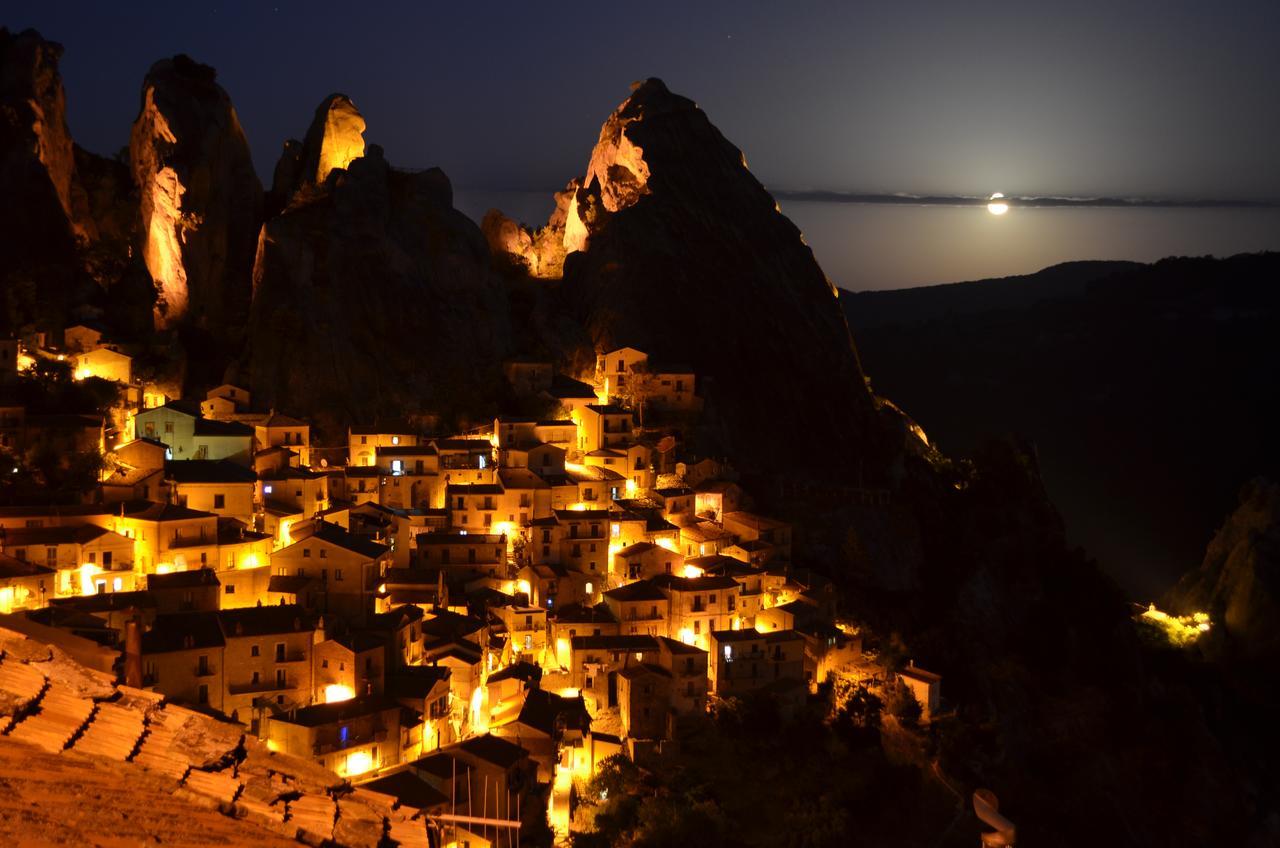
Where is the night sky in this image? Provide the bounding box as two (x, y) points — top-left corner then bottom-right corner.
(6, 1), (1280, 201)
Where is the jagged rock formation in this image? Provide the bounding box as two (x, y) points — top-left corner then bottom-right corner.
(129, 55), (262, 331)
(481, 179), (578, 279)
(248, 143), (509, 431)
(269, 94), (366, 213)
(1166, 478), (1280, 658)
(0, 28), (107, 336)
(0, 28), (95, 245)
(492, 79), (879, 476)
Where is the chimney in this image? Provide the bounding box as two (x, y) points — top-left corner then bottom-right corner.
(124, 616), (143, 687)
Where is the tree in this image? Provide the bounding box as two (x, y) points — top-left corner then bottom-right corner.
(619, 363), (658, 428)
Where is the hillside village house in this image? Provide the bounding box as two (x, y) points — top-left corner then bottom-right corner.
(270, 520), (391, 624)
(73, 345), (132, 384)
(899, 662), (943, 722)
(708, 628), (806, 699)
(0, 552), (53, 613)
(266, 695), (420, 779)
(255, 411), (312, 467)
(349, 424), (420, 468)
(135, 402), (254, 463)
(138, 605), (321, 724)
(0, 524), (136, 598)
(201, 384), (252, 418)
(164, 460), (258, 524)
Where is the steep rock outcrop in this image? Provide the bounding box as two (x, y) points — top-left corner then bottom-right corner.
(0, 27), (95, 245)
(481, 179), (578, 279)
(495, 79), (879, 475)
(1166, 478), (1280, 658)
(248, 145), (509, 432)
(129, 55), (262, 331)
(268, 94), (365, 213)
(0, 28), (103, 335)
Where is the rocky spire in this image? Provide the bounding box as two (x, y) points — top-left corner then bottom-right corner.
(268, 94), (365, 212)
(495, 78), (881, 476)
(129, 54), (262, 331)
(0, 27), (95, 248)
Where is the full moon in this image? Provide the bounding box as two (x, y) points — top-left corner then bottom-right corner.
(987, 192), (1009, 215)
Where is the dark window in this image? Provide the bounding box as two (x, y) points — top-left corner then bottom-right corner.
(213, 494), (225, 509)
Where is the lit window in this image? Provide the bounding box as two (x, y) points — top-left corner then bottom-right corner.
(391, 436), (400, 445)
(723, 645), (733, 662)
(585, 582), (593, 594)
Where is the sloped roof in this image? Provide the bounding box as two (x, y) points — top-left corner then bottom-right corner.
(165, 460), (258, 484)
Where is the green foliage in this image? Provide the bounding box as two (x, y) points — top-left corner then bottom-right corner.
(884, 678), (922, 726)
(572, 692), (949, 847)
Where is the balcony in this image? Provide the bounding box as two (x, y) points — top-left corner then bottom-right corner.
(315, 727), (387, 755)
(228, 678), (293, 696)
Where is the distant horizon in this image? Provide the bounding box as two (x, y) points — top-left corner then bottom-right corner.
(450, 184), (1280, 209)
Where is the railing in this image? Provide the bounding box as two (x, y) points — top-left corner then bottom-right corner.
(315, 728), (387, 755)
(228, 678), (293, 695)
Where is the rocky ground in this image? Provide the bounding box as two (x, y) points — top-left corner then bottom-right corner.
(0, 624), (429, 847)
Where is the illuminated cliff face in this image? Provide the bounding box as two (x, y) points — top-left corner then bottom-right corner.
(483, 83), (655, 277)
(312, 95), (366, 184)
(563, 87), (652, 255)
(129, 56), (262, 331)
(134, 87), (190, 322)
(0, 29), (95, 243)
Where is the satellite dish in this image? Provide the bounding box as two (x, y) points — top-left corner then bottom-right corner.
(320, 458), (329, 468)
(656, 436), (676, 453)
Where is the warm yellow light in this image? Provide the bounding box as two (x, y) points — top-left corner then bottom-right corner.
(156, 562), (172, 575)
(558, 687), (580, 698)
(517, 579), (531, 598)
(470, 686), (489, 733)
(678, 627), (695, 646)
(571, 502), (587, 512)
(324, 684), (355, 704)
(655, 537), (677, 551)
(987, 192), (1009, 215)
(682, 564), (704, 578)
(341, 749), (374, 777)
(79, 563), (103, 596)
(1140, 604), (1212, 646)
(625, 478), (637, 497)
(0, 586), (15, 614)
(240, 553), (261, 570)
